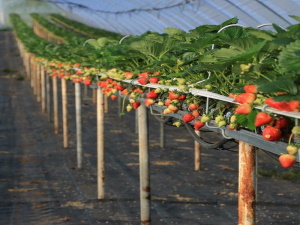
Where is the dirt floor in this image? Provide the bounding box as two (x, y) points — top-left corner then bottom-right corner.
(1, 31), (300, 225)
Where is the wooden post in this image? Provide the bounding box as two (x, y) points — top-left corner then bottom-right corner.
(194, 130), (201, 171)
(46, 73), (51, 122)
(33, 62), (37, 95)
(97, 88), (105, 199)
(36, 64), (41, 102)
(104, 96), (108, 113)
(92, 89), (97, 104)
(75, 82), (82, 168)
(30, 57), (34, 88)
(61, 78), (69, 148)
(238, 141), (256, 225)
(138, 105), (151, 225)
(52, 76), (59, 134)
(41, 67), (46, 113)
(160, 118), (165, 148)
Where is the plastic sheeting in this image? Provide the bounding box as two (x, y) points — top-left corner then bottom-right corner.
(48, 0), (300, 36)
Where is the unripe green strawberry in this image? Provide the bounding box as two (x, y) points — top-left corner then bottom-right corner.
(157, 100), (164, 106)
(154, 88), (162, 93)
(126, 104), (133, 112)
(215, 115), (225, 124)
(218, 120), (227, 127)
(286, 144), (299, 155)
(292, 126), (300, 136)
(173, 120), (182, 127)
(201, 114), (211, 123)
(230, 115), (237, 123)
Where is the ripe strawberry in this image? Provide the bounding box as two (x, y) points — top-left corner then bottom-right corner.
(189, 103), (199, 111)
(191, 110), (200, 118)
(132, 101), (141, 109)
(194, 120), (205, 130)
(265, 98), (292, 111)
(289, 100), (300, 112)
(235, 103), (252, 114)
(110, 95), (117, 100)
(274, 117), (289, 129)
(286, 144), (299, 155)
(125, 72), (134, 79)
(182, 113), (195, 123)
(115, 83), (125, 91)
(168, 91), (179, 100)
(262, 126), (282, 141)
(149, 77), (159, 83)
(278, 154), (296, 168)
(254, 112), (273, 127)
(147, 90), (159, 99)
(145, 98), (155, 106)
(137, 77), (148, 85)
(178, 94), (186, 100)
(244, 84), (258, 94)
(84, 78), (92, 86)
(164, 99), (171, 106)
(235, 93), (256, 104)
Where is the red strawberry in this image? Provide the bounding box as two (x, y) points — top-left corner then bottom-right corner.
(278, 154), (296, 168)
(147, 90), (159, 99)
(189, 103), (199, 111)
(145, 98), (155, 106)
(274, 117), (289, 129)
(262, 126), (282, 141)
(168, 91), (179, 100)
(194, 120), (205, 130)
(254, 112), (273, 127)
(235, 103), (252, 114)
(289, 100), (300, 112)
(83, 79), (91, 85)
(149, 77), (159, 83)
(132, 101), (141, 109)
(178, 94), (186, 100)
(182, 113), (195, 123)
(110, 95), (117, 100)
(164, 99), (171, 106)
(244, 84), (258, 93)
(137, 77), (148, 85)
(125, 72), (134, 79)
(235, 93), (256, 104)
(265, 98), (292, 111)
(191, 110), (200, 118)
(115, 83), (125, 91)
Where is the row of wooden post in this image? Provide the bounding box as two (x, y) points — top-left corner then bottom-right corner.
(17, 38), (256, 225)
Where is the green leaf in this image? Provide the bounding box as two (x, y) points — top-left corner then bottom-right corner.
(273, 94), (300, 102)
(164, 27), (186, 36)
(272, 37), (294, 46)
(273, 23), (286, 33)
(278, 40), (300, 74)
(290, 15), (300, 22)
(235, 110), (258, 131)
(258, 80), (298, 95)
(245, 28), (274, 41)
(221, 17), (239, 27)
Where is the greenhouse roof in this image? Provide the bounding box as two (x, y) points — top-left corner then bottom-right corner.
(47, 0), (300, 35)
